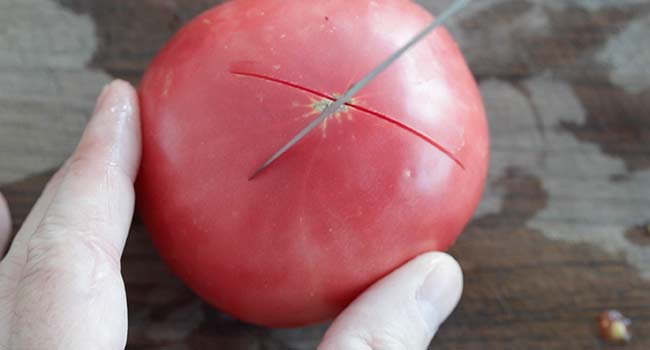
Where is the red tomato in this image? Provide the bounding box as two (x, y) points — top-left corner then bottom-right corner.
(137, 0), (488, 327)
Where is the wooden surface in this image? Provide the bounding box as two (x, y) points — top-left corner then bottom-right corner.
(1, 0), (650, 349)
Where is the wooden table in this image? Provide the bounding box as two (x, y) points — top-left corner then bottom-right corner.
(1, 0), (649, 349)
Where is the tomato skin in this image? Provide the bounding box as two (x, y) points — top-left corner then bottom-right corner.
(137, 0), (488, 327)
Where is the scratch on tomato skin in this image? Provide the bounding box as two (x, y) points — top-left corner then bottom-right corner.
(231, 70), (333, 100)
(230, 70), (465, 169)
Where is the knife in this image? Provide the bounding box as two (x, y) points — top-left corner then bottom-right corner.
(250, 0), (471, 180)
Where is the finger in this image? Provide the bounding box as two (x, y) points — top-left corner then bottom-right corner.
(0, 192), (12, 256)
(9, 80), (140, 350)
(318, 252), (463, 350)
(33, 79), (141, 258)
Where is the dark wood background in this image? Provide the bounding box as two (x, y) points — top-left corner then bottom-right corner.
(1, 0), (649, 349)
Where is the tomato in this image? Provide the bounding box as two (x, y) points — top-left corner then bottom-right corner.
(137, 0), (488, 327)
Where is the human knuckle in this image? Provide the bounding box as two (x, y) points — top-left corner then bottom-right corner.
(26, 215), (121, 281)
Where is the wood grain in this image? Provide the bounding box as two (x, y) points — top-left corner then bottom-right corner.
(1, 0), (649, 349)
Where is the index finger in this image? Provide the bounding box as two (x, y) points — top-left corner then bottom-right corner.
(30, 80), (141, 264)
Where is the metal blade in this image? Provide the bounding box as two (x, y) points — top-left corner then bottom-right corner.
(249, 0), (471, 179)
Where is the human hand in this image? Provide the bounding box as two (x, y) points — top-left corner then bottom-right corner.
(0, 80), (140, 349)
(0, 81), (462, 350)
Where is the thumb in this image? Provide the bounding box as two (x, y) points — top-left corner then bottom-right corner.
(318, 252), (462, 350)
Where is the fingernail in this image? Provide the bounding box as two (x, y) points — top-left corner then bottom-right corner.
(416, 256), (463, 332)
(93, 81), (135, 117)
(85, 80), (139, 179)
